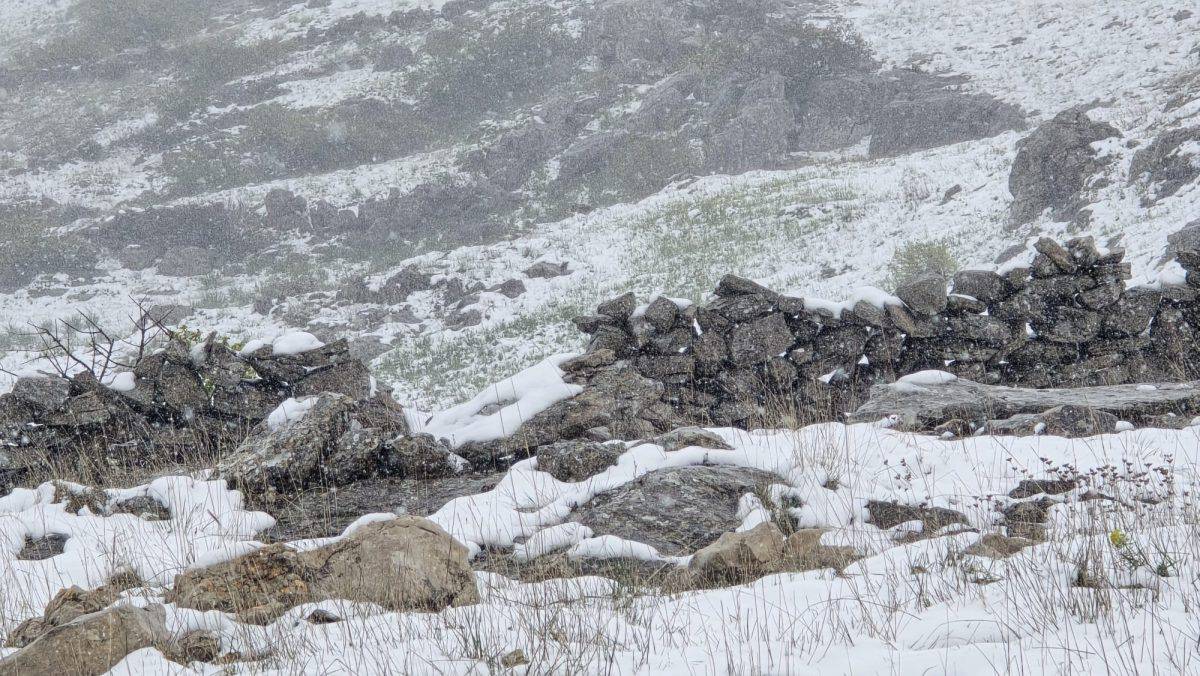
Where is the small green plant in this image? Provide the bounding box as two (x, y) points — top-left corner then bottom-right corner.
(1109, 528), (1177, 578)
(887, 239), (959, 287)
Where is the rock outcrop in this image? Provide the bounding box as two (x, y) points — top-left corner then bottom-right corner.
(571, 466), (781, 555)
(0, 605), (169, 676)
(217, 391), (458, 494)
(850, 376), (1200, 429)
(0, 334), (381, 474)
(168, 516), (476, 623)
(1009, 107), (1119, 224)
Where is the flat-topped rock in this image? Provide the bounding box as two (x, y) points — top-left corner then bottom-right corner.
(849, 372), (1200, 428)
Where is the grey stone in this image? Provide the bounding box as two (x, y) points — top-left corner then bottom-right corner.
(643, 296), (679, 333)
(952, 270), (1011, 304)
(986, 405), (1118, 437)
(1009, 107), (1119, 223)
(571, 465), (781, 555)
(851, 377), (1200, 428)
(895, 273), (948, 316)
(729, 314), (794, 365)
(536, 441), (626, 481)
(597, 292), (636, 320)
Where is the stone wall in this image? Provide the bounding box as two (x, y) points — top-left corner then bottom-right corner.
(567, 229), (1200, 428)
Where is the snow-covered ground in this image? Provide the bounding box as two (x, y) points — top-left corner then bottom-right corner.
(4, 418), (1198, 674)
(842, 0), (1200, 120)
(0, 0), (74, 61)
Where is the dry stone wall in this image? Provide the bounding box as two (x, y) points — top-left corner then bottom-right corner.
(568, 228), (1200, 428)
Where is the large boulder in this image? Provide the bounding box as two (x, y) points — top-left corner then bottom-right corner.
(169, 517), (476, 622)
(688, 522), (786, 584)
(0, 605), (168, 676)
(571, 465), (781, 555)
(302, 517), (479, 611)
(869, 93), (1023, 158)
(217, 392), (453, 494)
(1009, 107), (1119, 224)
(851, 375), (1200, 429)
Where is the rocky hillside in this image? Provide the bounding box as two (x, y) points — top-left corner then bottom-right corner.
(8, 0), (1196, 408)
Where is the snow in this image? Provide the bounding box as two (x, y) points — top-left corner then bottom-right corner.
(106, 371), (137, 393)
(419, 355), (584, 447)
(270, 332), (324, 356)
(0, 477), (273, 629)
(1, 417), (1198, 671)
(566, 535), (691, 566)
(841, 0), (1200, 119)
(0, 0), (72, 61)
(511, 522), (593, 563)
(266, 397), (320, 431)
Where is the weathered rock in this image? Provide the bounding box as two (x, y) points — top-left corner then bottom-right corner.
(851, 376), (1200, 429)
(218, 392), (411, 493)
(536, 441), (626, 481)
(951, 270), (1010, 304)
(1009, 107), (1119, 223)
(0, 605), (169, 676)
(895, 273), (948, 316)
(688, 522), (785, 584)
(986, 405), (1117, 438)
(571, 465), (781, 555)
(301, 517), (478, 611)
(729, 314), (794, 366)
